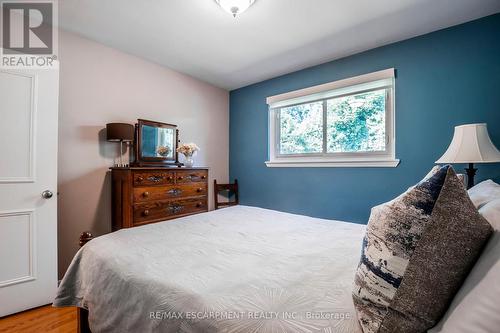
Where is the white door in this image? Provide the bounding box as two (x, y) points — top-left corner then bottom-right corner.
(0, 66), (59, 316)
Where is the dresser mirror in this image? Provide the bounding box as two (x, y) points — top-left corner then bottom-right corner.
(133, 119), (181, 166)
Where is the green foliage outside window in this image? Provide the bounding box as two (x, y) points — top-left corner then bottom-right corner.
(279, 89), (386, 155)
(327, 89), (386, 152)
(279, 101), (323, 154)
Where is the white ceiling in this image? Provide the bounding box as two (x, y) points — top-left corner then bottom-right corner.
(59, 0), (500, 90)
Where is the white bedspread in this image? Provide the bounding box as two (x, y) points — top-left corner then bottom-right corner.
(54, 206), (365, 333)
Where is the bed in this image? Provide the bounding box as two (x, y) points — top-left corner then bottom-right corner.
(54, 205), (366, 332)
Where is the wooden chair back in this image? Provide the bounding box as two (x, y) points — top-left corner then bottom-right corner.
(214, 179), (239, 209)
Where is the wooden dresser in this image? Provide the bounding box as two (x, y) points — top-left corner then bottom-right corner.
(111, 167), (209, 230)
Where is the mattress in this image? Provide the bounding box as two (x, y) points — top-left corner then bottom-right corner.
(54, 205), (366, 332)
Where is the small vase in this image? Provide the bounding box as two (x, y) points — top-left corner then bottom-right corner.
(184, 155), (194, 168)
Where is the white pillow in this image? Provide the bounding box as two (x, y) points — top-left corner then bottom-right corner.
(429, 199), (500, 333)
(480, 199), (500, 227)
(468, 180), (500, 209)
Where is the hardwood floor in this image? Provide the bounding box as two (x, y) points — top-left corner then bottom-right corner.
(0, 305), (77, 333)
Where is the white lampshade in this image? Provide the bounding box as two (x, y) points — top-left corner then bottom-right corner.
(436, 123), (500, 163)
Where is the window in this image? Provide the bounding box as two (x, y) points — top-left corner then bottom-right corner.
(266, 69), (399, 167)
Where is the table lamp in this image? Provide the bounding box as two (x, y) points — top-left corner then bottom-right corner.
(106, 123), (135, 167)
(436, 123), (500, 189)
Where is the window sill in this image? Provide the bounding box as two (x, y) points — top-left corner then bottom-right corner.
(265, 159), (400, 168)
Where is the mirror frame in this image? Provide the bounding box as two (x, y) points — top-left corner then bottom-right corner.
(133, 119), (181, 166)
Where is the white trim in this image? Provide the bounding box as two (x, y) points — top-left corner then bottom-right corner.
(0, 70), (37, 183)
(0, 209), (36, 288)
(267, 69), (398, 168)
(267, 68), (395, 108)
(265, 159), (400, 168)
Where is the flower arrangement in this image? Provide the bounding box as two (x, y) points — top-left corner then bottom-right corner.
(176, 143), (200, 157)
(156, 145), (171, 157)
(177, 143), (200, 167)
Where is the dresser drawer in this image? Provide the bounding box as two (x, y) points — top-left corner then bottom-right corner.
(112, 167), (208, 230)
(133, 171), (175, 186)
(133, 183), (207, 203)
(133, 198), (207, 225)
(175, 170), (208, 184)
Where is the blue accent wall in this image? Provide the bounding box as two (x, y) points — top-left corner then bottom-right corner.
(229, 14), (500, 224)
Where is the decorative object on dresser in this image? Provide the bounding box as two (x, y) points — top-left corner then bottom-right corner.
(214, 179), (239, 209)
(111, 167), (208, 230)
(133, 119), (182, 167)
(177, 142), (200, 167)
(106, 123), (135, 167)
(436, 123), (500, 189)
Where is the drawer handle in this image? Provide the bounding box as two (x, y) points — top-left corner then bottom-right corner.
(167, 188), (182, 196)
(168, 204), (184, 214)
(196, 202), (203, 208)
(167, 176), (173, 181)
(196, 188), (203, 193)
(142, 191), (150, 198)
(142, 209), (150, 216)
(137, 176), (144, 182)
(177, 176), (184, 181)
(187, 174), (206, 181)
(148, 175), (164, 182)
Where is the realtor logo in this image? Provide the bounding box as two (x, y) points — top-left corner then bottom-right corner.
(1, 0), (58, 68)
(2, 1), (52, 54)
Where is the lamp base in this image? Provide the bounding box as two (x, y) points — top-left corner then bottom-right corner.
(465, 163), (477, 190)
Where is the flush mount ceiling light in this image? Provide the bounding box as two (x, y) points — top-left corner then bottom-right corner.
(215, 0), (256, 18)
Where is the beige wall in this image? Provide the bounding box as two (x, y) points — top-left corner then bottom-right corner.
(57, 31), (229, 278)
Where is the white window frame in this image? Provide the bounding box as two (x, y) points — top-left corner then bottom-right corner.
(265, 69), (400, 168)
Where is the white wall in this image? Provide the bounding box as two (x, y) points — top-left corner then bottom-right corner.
(58, 30), (229, 277)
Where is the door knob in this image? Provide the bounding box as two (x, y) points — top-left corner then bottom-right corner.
(41, 190), (53, 199)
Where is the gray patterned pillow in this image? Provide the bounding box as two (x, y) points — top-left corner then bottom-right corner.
(352, 165), (492, 333)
